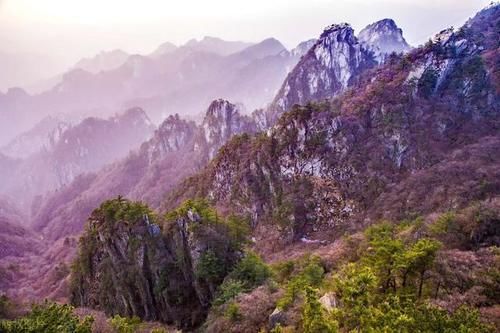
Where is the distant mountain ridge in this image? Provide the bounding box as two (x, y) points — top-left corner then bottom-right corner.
(2, 6), (497, 314)
(72, 49), (130, 74)
(0, 36), (303, 147)
(0, 108), (155, 210)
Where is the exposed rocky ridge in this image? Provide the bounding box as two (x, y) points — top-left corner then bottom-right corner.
(202, 99), (256, 158)
(70, 199), (241, 328)
(184, 36), (254, 56)
(358, 18), (411, 63)
(267, 23), (376, 125)
(266, 19), (412, 127)
(165, 5), (500, 248)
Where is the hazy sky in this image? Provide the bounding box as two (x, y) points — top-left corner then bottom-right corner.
(0, 0), (492, 80)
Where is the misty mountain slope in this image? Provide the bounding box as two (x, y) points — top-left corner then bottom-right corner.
(0, 199), (42, 260)
(64, 6), (500, 329)
(31, 99), (256, 240)
(72, 49), (130, 74)
(0, 37), (289, 146)
(184, 36), (254, 56)
(0, 116), (72, 159)
(165, 4), (500, 247)
(0, 108), (155, 210)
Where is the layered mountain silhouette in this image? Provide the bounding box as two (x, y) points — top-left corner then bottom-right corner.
(0, 4), (498, 331)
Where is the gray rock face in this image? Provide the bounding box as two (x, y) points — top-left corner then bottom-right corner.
(268, 23), (376, 125)
(268, 307), (287, 328)
(319, 292), (339, 312)
(70, 199), (240, 329)
(358, 19), (411, 63)
(202, 99), (256, 159)
(290, 39), (317, 58)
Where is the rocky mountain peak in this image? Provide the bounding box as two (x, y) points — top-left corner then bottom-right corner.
(268, 22), (374, 124)
(319, 22), (355, 41)
(358, 18), (410, 63)
(184, 37), (254, 56)
(313, 23), (364, 80)
(150, 41), (177, 58)
(204, 99), (239, 123)
(147, 114), (197, 160)
(117, 107), (153, 127)
(70, 199), (242, 328)
(202, 99), (255, 158)
(73, 49), (130, 74)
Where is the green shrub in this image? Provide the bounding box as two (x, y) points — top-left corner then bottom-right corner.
(0, 301), (93, 333)
(302, 286), (338, 333)
(100, 197), (156, 226)
(224, 302), (241, 322)
(276, 256), (325, 310)
(196, 249), (226, 283)
(109, 315), (141, 333)
(272, 260), (295, 283)
(229, 251), (271, 289)
(213, 279), (246, 306)
(429, 212), (456, 235)
(418, 68), (438, 98)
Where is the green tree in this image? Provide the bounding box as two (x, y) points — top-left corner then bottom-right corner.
(332, 263), (378, 331)
(397, 238), (441, 297)
(229, 251), (270, 289)
(302, 286), (338, 333)
(364, 223), (404, 293)
(196, 249), (226, 283)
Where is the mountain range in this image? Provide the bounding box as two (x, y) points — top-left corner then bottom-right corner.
(0, 4), (499, 332)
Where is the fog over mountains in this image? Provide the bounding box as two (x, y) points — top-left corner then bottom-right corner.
(0, 3), (499, 332)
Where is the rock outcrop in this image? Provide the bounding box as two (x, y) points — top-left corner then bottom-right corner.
(268, 23), (376, 125)
(70, 198), (241, 328)
(358, 18), (411, 63)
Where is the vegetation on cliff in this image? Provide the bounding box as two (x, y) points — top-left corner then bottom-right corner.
(69, 197), (254, 329)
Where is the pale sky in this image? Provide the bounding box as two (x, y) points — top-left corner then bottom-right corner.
(0, 0), (492, 84)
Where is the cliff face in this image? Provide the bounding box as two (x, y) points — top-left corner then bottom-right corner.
(166, 4), (500, 245)
(358, 18), (411, 63)
(70, 198), (241, 328)
(268, 24), (375, 124)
